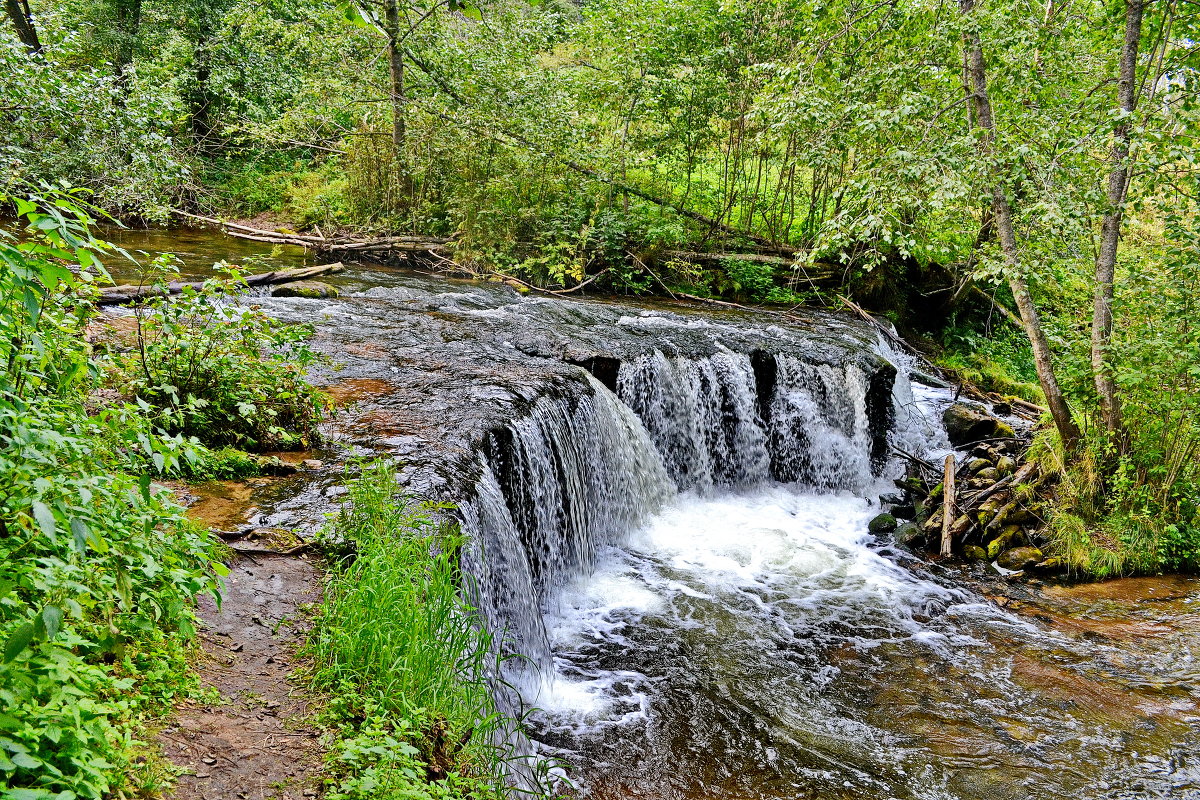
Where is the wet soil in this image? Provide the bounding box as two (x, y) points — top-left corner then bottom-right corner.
(161, 479), (328, 800)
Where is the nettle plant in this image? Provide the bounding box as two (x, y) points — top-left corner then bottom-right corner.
(115, 257), (328, 452)
(0, 192), (226, 798)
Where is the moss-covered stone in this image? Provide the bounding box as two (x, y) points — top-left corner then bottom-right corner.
(963, 545), (988, 561)
(868, 513), (898, 534)
(272, 281), (339, 299)
(997, 546), (1044, 571)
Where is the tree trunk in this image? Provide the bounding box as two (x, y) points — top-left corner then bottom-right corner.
(112, 0), (143, 88)
(384, 0), (407, 184)
(4, 0), (41, 55)
(1091, 0), (1144, 449)
(959, 0), (1083, 452)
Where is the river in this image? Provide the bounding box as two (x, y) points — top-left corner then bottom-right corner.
(111, 227), (1200, 800)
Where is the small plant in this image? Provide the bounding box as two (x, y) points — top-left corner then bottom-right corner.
(308, 460), (517, 799)
(110, 258), (328, 451)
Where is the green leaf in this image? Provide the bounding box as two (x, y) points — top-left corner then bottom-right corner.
(41, 606), (63, 641)
(31, 501), (56, 541)
(3, 623), (35, 662)
(70, 518), (89, 553)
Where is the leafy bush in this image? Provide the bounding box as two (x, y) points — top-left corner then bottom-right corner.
(309, 460), (512, 800)
(0, 192), (224, 798)
(109, 260), (327, 451)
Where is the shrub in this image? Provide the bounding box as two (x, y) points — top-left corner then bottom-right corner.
(309, 460), (513, 800)
(0, 191), (224, 798)
(110, 259), (327, 451)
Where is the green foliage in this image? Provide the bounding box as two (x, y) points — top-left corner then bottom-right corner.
(0, 191), (224, 798)
(308, 460), (513, 800)
(107, 258), (327, 451)
(938, 323), (1043, 404)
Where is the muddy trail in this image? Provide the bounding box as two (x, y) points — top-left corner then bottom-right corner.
(160, 473), (328, 800)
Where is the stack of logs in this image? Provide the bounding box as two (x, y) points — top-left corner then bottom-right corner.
(880, 408), (1061, 573)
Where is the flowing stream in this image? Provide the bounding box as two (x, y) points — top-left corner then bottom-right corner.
(112, 229), (1200, 800)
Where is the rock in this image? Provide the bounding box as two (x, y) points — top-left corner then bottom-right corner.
(890, 503), (917, 520)
(878, 492), (905, 506)
(967, 457), (992, 473)
(271, 281), (339, 299)
(301, 459), (324, 469)
(991, 401), (1012, 416)
(253, 455), (299, 476)
(942, 403), (1018, 448)
(986, 525), (1026, 559)
(976, 467), (1001, 482)
(895, 523), (924, 548)
(963, 545), (988, 561)
(997, 546), (1044, 571)
(1033, 556), (1063, 571)
(868, 513), (898, 534)
(996, 455), (1018, 475)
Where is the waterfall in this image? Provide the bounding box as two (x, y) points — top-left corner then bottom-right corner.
(459, 377), (675, 674)
(460, 345), (905, 682)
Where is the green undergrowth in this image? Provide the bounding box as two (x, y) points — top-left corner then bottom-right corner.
(104, 257), (329, 453)
(0, 192), (230, 799)
(307, 460), (526, 800)
(937, 323), (1043, 404)
(1033, 432), (1200, 578)
(0, 188), (332, 799)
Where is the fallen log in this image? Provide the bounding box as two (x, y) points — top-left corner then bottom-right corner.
(97, 263), (343, 306)
(173, 212), (451, 257)
(940, 454), (956, 558)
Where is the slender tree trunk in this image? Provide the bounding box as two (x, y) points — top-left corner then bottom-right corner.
(384, 0), (407, 188)
(112, 0), (143, 89)
(1091, 0), (1145, 449)
(4, 0), (41, 55)
(959, 0), (1083, 451)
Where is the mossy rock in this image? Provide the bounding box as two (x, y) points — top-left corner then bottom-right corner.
(996, 455), (1018, 475)
(963, 545), (988, 561)
(986, 525), (1026, 559)
(942, 403), (1018, 448)
(272, 281), (340, 299)
(895, 523), (924, 548)
(997, 546), (1044, 571)
(868, 513), (898, 534)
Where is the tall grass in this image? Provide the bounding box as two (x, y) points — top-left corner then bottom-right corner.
(309, 460), (513, 800)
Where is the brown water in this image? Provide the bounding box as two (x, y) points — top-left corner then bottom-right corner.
(96, 225), (313, 283)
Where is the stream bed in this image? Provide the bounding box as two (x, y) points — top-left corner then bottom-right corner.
(115, 228), (1200, 800)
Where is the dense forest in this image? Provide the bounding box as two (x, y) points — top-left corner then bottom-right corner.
(5, 0), (1196, 568)
(2, 0), (1200, 797)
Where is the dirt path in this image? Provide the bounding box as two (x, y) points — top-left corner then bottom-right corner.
(158, 546), (326, 800)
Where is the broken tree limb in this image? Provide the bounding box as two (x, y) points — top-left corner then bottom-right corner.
(97, 263), (344, 306)
(940, 454), (956, 558)
(173, 211), (452, 257)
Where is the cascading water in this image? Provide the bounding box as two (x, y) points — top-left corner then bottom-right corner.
(459, 378), (675, 675)
(456, 330), (1198, 799)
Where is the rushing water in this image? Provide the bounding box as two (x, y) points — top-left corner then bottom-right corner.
(95, 227), (1200, 799)
(455, 340), (1200, 799)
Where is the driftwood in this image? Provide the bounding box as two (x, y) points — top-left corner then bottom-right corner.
(98, 262), (343, 306)
(940, 454), (956, 558)
(175, 212), (452, 259)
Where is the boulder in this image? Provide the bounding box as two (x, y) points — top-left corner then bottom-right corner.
(986, 525), (1026, 559)
(996, 455), (1018, 475)
(868, 513), (898, 534)
(942, 403), (1017, 448)
(963, 545), (988, 561)
(272, 281), (339, 299)
(895, 523), (924, 548)
(997, 546), (1044, 571)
